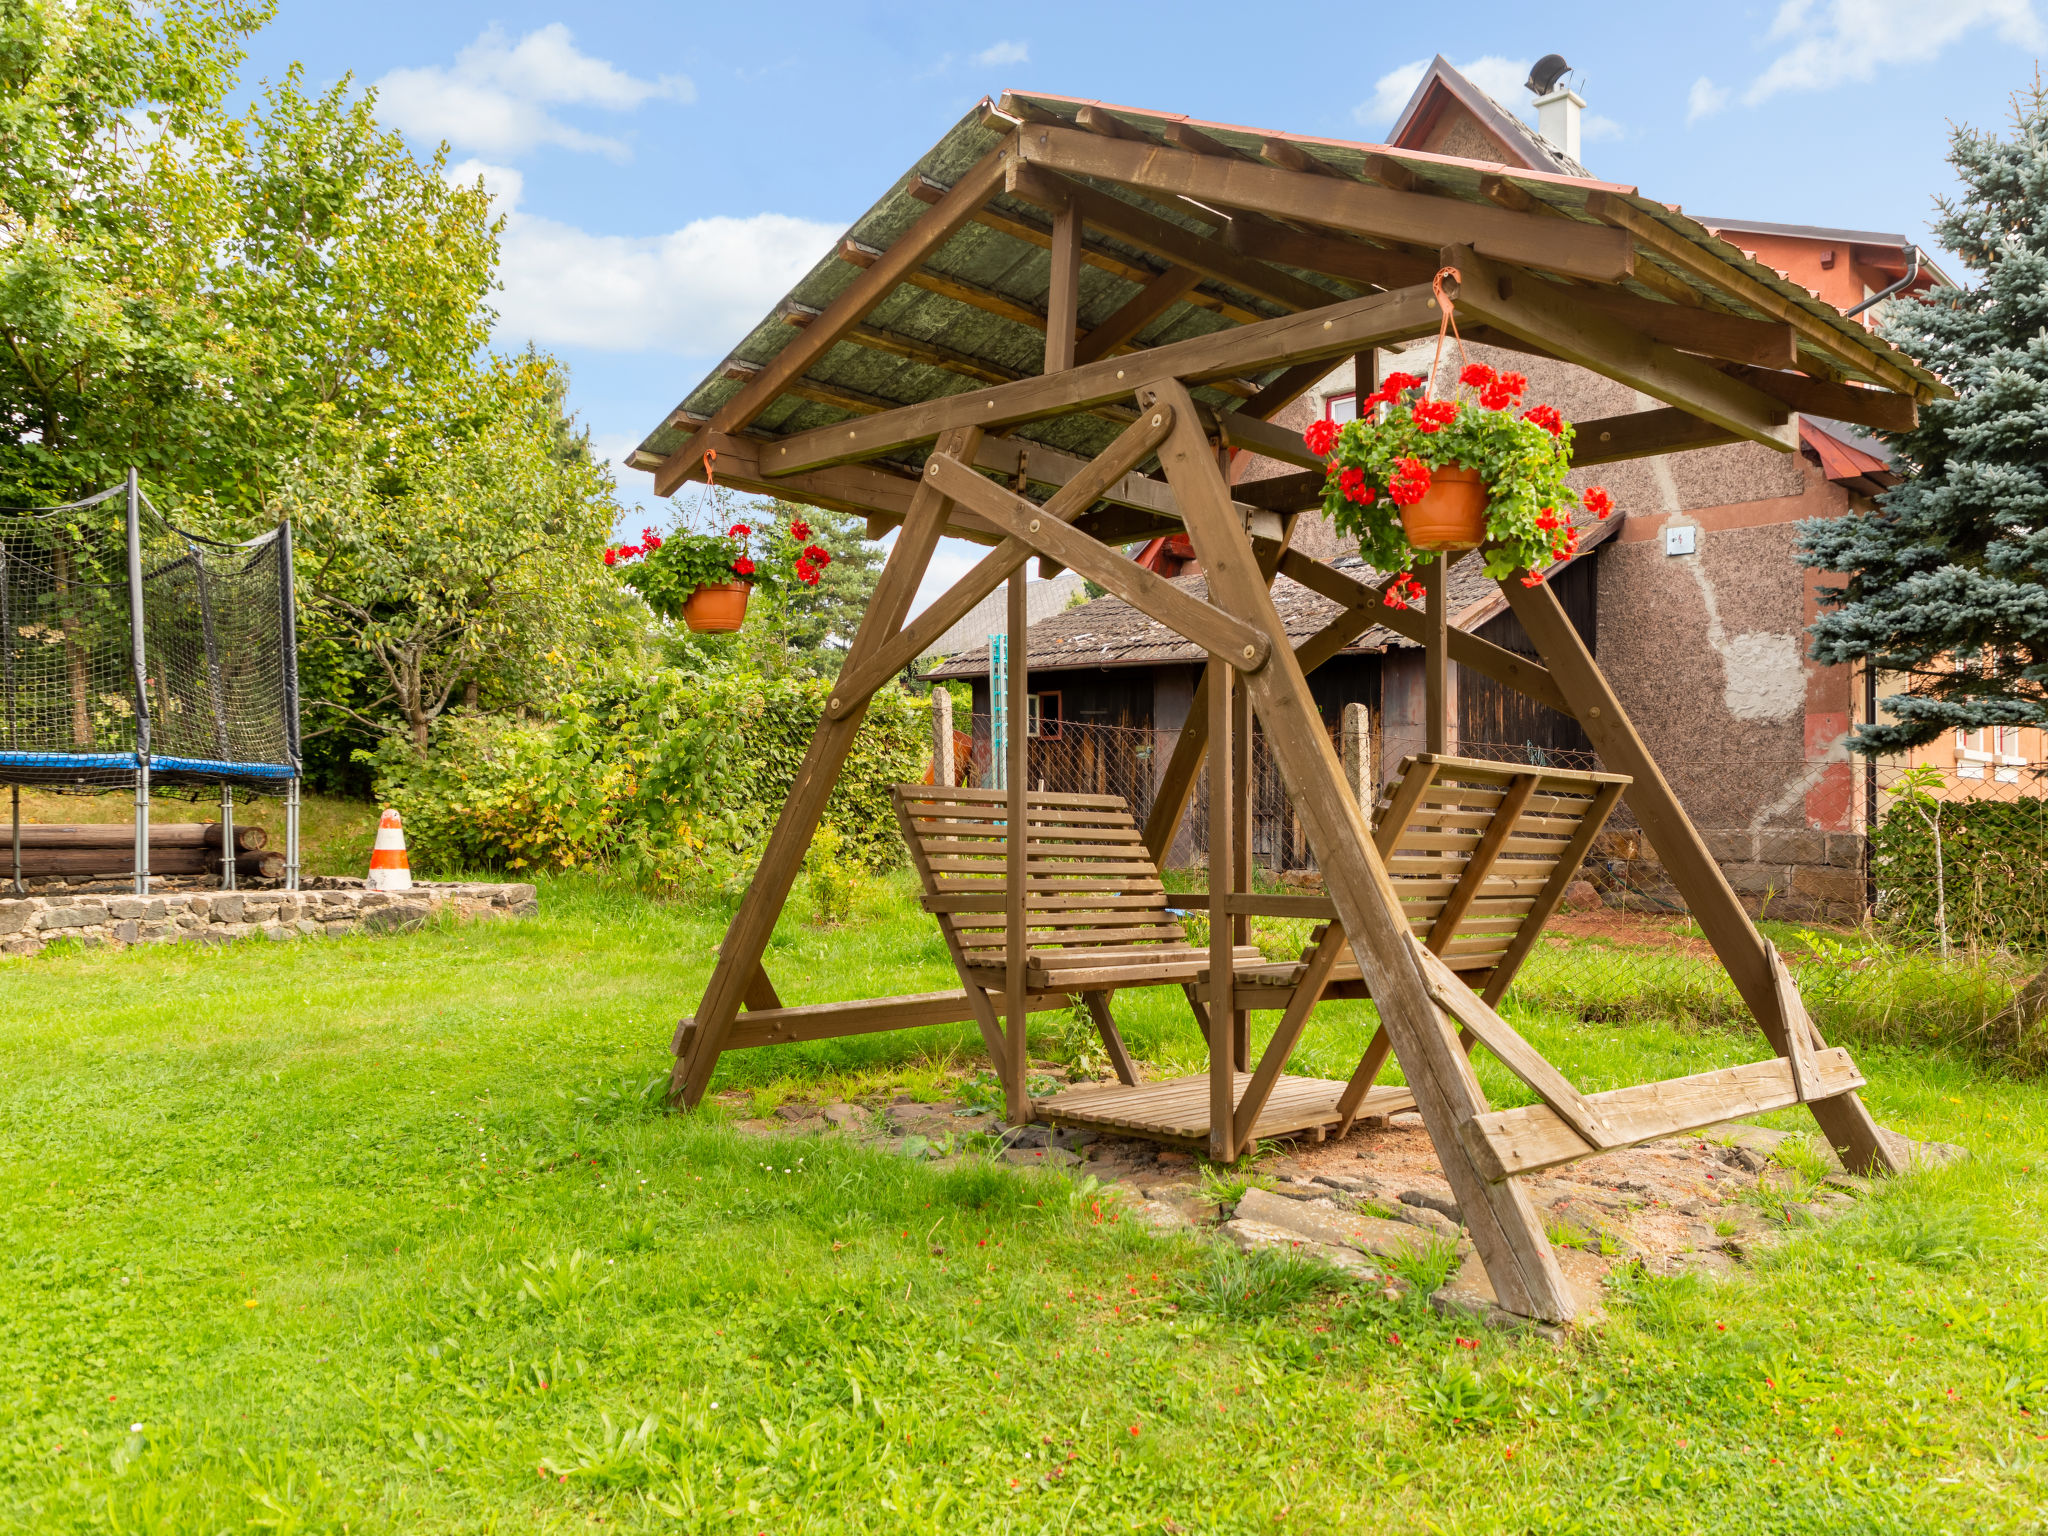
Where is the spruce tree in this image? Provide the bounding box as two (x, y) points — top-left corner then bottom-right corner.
(1799, 81), (2048, 751)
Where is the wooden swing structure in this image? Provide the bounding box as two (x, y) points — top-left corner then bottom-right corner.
(648, 93), (1943, 1323)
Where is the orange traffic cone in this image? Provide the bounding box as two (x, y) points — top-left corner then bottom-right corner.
(366, 808), (413, 892)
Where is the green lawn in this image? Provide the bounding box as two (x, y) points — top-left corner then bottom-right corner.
(1, 874), (2044, 1532)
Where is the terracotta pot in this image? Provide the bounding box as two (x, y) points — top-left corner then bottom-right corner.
(1398, 465), (1489, 551)
(682, 581), (752, 633)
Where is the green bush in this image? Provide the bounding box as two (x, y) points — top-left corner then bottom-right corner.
(366, 668), (928, 889)
(1871, 796), (2048, 952)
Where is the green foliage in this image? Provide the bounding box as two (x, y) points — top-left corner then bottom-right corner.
(1800, 81), (2048, 749)
(1387, 1233), (1462, 1292)
(1171, 1245), (1329, 1320)
(1314, 365), (1602, 580)
(368, 670), (929, 887)
(289, 356), (625, 752)
(803, 823), (861, 926)
(1872, 795), (2048, 952)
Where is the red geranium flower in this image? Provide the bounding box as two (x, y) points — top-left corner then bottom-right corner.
(642, 534), (662, 551)
(1522, 404), (1564, 436)
(728, 523), (752, 539)
(1381, 571), (1425, 610)
(789, 519), (812, 542)
(1459, 362), (1496, 389)
(1303, 418), (1340, 456)
(1498, 371), (1528, 399)
(1387, 455), (1432, 506)
(1583, 486), (1614, 519)
(1479, 381), (1514, 411)
(641, 526), (657, 543)
(732, 556), (756, 577)
(1520, 569), (1546, 587)
(1411, 400), (1457, 434)
(1535, 509), (1559, 531)
(803, 543), (832, 566)
(1380, 371), (1422, 395)
(1336, 467), (1375, 504)
(603, 548), (618, 567)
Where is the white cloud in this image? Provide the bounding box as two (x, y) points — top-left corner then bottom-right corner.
(1746, 0), (2042, 103)
(1581, 113), (1626, 142)
(1687, 76), (1732, 121)
(457, 164), (836, 354)
(375, 23), (693, 161)
(1355, 54), (1532, 125)
(973, 39), (1030, 66)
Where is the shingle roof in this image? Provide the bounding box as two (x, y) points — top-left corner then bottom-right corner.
(923, 511), (1620, 679)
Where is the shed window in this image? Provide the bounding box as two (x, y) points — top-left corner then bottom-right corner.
(1027, 691), (1061, 739)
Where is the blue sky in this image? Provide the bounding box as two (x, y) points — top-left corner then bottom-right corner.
(244, 0), (2041, 609)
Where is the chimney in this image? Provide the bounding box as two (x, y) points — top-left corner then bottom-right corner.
(1533, 85), (1584, 164)
(1523, 54), (1584, 166)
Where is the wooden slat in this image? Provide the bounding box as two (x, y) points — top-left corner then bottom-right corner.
(676, 988), (1079, 1052)
(1461, 1048), (1868, 1181)
(1039, 1072), (1418, 1146)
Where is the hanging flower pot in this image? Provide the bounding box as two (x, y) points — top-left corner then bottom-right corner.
(604, 506), (831, 631)
(1300, 266), (1618, 604)
(1398, 465), (1488, 551)
(682, 581), (752, 632)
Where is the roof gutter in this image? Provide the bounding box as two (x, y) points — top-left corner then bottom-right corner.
(1842, 245), (1920, 319)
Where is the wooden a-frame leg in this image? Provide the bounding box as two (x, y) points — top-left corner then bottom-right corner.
(1501, 577), (1902, 1176)
(1150, 379), (1574, 1323)
(673, 425), (985, 1107)
(1081, 991), (1140, 1086)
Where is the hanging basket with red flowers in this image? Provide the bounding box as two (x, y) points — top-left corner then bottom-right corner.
(1304, 269), (1615, 605)
(606, 512), (831, 633)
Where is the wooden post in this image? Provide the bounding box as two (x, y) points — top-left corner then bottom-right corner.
(1423, 552), (1449, 755)
(673, 425), (984, 1106)
(931, 687), (954, 787)
(1500, 576), (1901, 1176)
(1207, 657), (1235, 1161)
(1148, 379), (1573, 1322)
(1005, 569), (1030, 1124)
(1230, 669), (1252, 1072)
(1044, 198), (1082, 376)
(1341, 702), (1371, 808)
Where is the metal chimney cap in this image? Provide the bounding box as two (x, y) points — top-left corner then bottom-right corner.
(1525, 54), (1572, 96)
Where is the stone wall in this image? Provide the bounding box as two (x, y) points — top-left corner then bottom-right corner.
(1589, 828), (1866, 924)
(0, 880), (537, 958)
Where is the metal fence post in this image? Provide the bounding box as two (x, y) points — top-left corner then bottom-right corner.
(125, 469), (150, 896)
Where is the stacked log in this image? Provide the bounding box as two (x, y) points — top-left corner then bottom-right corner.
(5, 824), (281, 879)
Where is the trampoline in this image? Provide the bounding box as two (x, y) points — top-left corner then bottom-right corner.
(1, 472), (301, 893)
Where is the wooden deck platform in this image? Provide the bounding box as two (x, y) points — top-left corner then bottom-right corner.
(1037, 1074), (1417, 1148)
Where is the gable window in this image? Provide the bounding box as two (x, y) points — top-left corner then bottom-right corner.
(1325, 391), (1361, 424)
(1026, 691), (1061, 739)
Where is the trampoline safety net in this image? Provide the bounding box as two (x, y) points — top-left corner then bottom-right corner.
(0, 478), (300, 791)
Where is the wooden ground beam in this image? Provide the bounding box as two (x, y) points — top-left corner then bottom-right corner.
(673, 988), (1079, 1053)
(1463, 1048), (1867, 1182)
(1147, 378), (1576, 1323)
(1500, 576), (1902, 1176)
(672, 425), (984, 1107)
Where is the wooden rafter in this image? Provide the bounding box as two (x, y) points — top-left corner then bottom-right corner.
(654, 140), (1013, 496)
(1445, 246), (1796, 451)
(760, 282), (1442, 476)
(1015, 126), (1635, 283)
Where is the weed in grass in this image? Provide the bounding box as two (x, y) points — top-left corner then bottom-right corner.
(1199, 1162), (1274, 1208)
(1772, 1132), (1835, 1184)
(1388, 1234), (1461, 1293)
(1409, 1359), (1513, 1433)
(1174, 1246), (1329, 1320)
(1833, 1187), (1993, 1270)
(1713, 1217), (1740, 1238)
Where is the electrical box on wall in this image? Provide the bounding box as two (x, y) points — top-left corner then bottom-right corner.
(1664, 523), (1698, 557)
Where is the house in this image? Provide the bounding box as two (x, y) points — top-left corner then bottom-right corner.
(924, 58), (1963, 919)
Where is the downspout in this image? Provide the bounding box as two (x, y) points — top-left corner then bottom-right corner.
(1843, 245), (1920, 319)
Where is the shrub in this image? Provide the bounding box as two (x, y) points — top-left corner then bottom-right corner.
(367, 667), (928, 889)
(1871, 795), (2048, 953)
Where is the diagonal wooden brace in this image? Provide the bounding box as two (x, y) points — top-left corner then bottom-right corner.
(925, 451), (1274, 669)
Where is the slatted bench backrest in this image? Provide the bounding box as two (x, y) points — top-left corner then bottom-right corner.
(892, 786), (1192, 977)
(1372, 753), (1630, 1000)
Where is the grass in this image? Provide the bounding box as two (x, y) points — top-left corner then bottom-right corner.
(0, 873), (2046, 1531)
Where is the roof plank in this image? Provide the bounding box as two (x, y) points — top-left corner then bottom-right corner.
(1015, 125), (1636, 283)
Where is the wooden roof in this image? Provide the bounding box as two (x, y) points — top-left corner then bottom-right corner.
(632, 89), (1945, 501)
